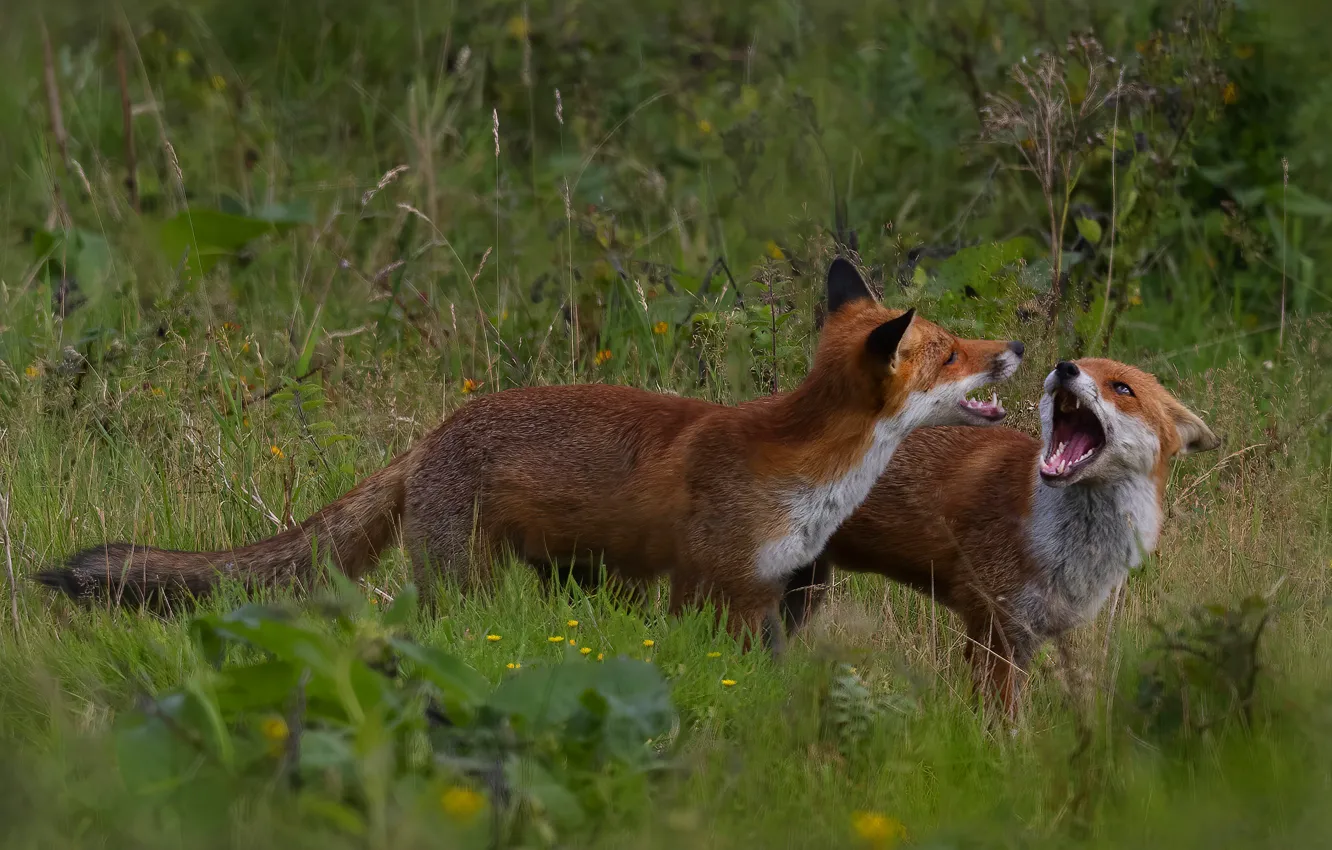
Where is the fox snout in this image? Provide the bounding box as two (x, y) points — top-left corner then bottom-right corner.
(991, 340), (1025, 380)
(1045, 359), (1091, 394)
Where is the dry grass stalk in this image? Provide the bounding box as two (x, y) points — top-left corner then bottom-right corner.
(982, 35), (1133, 330)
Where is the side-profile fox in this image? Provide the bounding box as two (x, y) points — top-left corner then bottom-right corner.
(39, 259), (1024, 643)
(781, 358), (1220, 710)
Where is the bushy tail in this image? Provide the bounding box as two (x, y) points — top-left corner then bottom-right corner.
(36, 456), (409, 606)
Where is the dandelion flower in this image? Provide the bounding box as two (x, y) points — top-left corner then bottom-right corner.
(594, 349), (613, 366)
(461, 378), (482, 394)
(505, 15), (529, 40)
(548, 635), (564, 643)
(642, 639), (655, 648)
(567, 619), (579, 628)
(259, 715), (289, 743)
(24, 365), (40, 380)
(568, 638), (576, 645)
(706, 651), (721, 658)
(851, 811), (906, 847)
(486, 634), (502, 642)
(596, 653), (604, 661)
(653, 321), (669, 335)
(580, 647), (592, 655)
(440, 786), (486, 823)
(269, 445), (285, 459)
(506, 662), (521, 670)
(721, 679), (736, 687)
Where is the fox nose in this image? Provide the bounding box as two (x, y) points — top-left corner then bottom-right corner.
(1007, 341), (1025, 359)
(1055, 360), (1080, 380)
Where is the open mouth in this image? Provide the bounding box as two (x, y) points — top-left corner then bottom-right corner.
(958, 389), (1007, 423)
(1040, 389), (1107, 480)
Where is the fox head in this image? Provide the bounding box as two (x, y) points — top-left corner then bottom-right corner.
(815, 258), (1025, 427)
(1038, 358), (1221, 487)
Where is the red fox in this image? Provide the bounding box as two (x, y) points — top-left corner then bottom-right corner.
(39, 259), (1024, 644)
(781, 358), (1220, 710)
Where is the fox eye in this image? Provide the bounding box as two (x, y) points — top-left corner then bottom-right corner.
(943, 350), (957, 366)
(1111, 381), (1134, 397)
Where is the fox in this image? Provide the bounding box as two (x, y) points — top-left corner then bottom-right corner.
(780, 357), (1221, 711)
(37, 258), (1024, 645)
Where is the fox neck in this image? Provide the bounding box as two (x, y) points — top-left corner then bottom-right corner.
(1025, 466), (1163, 634)
(753, 374), (920, 584)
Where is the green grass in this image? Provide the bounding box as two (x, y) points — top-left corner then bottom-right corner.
(2, 0), (1332, 847)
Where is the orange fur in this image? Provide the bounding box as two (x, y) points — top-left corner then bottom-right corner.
(782, 358), (1220, 713)
(40, 261), (1023, 649)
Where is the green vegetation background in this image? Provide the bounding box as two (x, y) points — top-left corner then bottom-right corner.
(0, 1), (1329, 848)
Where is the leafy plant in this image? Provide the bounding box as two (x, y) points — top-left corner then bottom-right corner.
(1131, 594), (1273, 743)
(113, 587), (677, 847)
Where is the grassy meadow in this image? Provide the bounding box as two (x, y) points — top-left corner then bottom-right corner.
(1, 0), (1331, 847)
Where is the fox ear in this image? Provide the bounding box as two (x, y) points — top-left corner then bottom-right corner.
(826, 258), (874, 314)
(1173, 403), (1221, 455)
(866, 309), (914, 367)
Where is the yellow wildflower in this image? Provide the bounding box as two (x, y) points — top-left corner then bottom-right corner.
(580, 647), (592, 655)
(506, 662), (521, 670)
(241, 342), (250, 353)
(269, 445), (285, 459)
(697, 119), (713, 135)
(642, 639), (655, 648)
(440, 786), (486, 823)
(594, 349), (613, 366)
(765, 240), (785, 261)
(505, 16), (529, 40)
(1129, 293), (1143, 307)
(1223, 82), (1238, 105)
(706, 651), (721, 658)
(721, 679), (736, 687)
(210, 74), (227, 92)
(567, 619), (579, 628)
(486, 634), (502, 642)
(653, 321), (669, 335)
(568, 638), (576, 645)
(851, 811), (907, 848)
(173, 48), (192, 67)
(260, 715), (289, 743)
(596, 653), (604, 661)
(461, 378), (482, 394)
(548, 635), (564, 643)
(24, 365), (40, 380)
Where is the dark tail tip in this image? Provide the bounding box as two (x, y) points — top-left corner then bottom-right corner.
(33, 566), (83, 596)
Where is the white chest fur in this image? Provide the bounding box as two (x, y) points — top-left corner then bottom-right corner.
(1023, 474), (1162, 634)
(755, 413), (914, 583)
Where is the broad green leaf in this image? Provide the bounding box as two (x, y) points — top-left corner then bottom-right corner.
(504, 755), (585, 828)
(382, 584), (419, 628)
(391, 639), (488, 722)
(214, 660), (302, 714)
(487, 662), (597, 731)
(159, 208), (303, 280)
(1075, 216), (1103, 244)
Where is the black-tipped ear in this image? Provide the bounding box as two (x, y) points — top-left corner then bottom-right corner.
(865, 308), (914, 365)
(826, 258), (874, 315)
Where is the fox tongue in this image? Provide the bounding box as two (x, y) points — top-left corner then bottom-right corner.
(1062, 430), (1096, 463)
